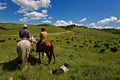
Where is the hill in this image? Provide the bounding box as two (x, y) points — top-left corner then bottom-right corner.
(0, 23), (66, 36)
(100, 29), (120, 35)
(0, 23), (120, 80)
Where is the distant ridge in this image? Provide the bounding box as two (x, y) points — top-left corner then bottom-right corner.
(100, 29), (120, 35)
(1, 22), (120, 35)
(57, 24), (87, 30)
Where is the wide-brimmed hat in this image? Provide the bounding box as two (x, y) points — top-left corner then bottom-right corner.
(23, 24), (28, 27)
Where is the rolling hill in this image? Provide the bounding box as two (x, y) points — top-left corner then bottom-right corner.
(0, 23), (120, 80)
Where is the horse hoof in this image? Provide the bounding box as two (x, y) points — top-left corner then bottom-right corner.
(21, 66), (27, 71)
(21, 68), (26, 71)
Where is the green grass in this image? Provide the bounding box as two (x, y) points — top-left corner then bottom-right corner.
(0, 23), (120, 80)
(0, 23), (66, 36)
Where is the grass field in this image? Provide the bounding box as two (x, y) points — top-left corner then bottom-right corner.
(0, 23), (120, 80)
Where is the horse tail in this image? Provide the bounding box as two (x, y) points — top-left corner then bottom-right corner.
(21, 48), (27, 71)
(50, 41), (55, 64)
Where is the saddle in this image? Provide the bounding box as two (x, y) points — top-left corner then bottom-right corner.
(21, 38), (30, 40)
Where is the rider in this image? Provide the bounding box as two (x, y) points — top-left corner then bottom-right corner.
(36, 27), (48, 52)
(19, 24), (30, 40)
(39, 27), (48, 42)
(19, 24), (35, 51)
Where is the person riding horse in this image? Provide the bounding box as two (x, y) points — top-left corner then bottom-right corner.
(36, 27), (48, 52)
(19, 24), (30, 40)
(19, 24), (34, 51)
(36, 28), (55, 64)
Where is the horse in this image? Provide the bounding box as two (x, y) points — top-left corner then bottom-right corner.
(16, 36), (36, 71)
(36, 40), (55, 65)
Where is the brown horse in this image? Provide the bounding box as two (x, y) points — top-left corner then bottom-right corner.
(36, 40), (55, 64)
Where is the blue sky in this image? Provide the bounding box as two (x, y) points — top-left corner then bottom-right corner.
(0, 0), (120, 29)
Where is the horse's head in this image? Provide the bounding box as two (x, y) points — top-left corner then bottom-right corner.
(30, 36), (37, 44)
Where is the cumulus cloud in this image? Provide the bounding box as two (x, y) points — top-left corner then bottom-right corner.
(42, 9), (47, 15)
(89, 23), (96, 27)
(116, 27), (120, 29)
(117, 19), (120, 23)
(89, 23), (102, 29)
(20, 11), (47, 22)
(104, 26), (114, 29)
(54, 20), (73, 26)
(20, 17), (28, 22)
(42, 20), (51, 23)
(0, 3), (7, 10)
(25, 11), (47, 20)
(48, 17), (52, 19)
(12, 0), (51, 11)
(97, 16), (117, 24)
(12, 0), (51, 22)
(54, 20), (82, 26)
(17, 8), (27, 13)
(79, 18), (87, 22)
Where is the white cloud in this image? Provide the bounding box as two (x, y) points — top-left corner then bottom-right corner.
(12, 0), (51, 11)
(25, 11), (47, 20)
(54, 20), (82, 26)
(117, 19), (120, 23)
(104, 26), (114, 29)
(0, 3), (7, 10)
(89, 23), (102, 29)
(17, 8), (27, 13)
(42, 20), (51, 23)
(79, 18), (87, 22)
(42, 9), (47, 15)
(48, 17), (52, 19)
(116, 27), (120, 29)
(20, 17), (28, 22)
(20, 11), (47, 22)
(89, 23), (96, 27)
(54, 20), (74, 26)
(98, 16), (117, 24)
(12, 0), (51, 22)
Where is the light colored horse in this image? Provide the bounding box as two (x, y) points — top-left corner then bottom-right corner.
(17, 36), (36, 71)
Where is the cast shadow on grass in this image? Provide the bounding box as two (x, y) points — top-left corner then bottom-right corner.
(0, 55), (39, 71)
(28, 54), (39, 65)
(0, 26), (13, 30)
(0, 58), (19, 71)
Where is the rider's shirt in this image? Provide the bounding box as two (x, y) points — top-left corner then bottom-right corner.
(19, 29), (30, 39)
(39, 31), (48, 42)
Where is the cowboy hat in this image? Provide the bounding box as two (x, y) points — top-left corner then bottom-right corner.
(23, 24), (28, 27)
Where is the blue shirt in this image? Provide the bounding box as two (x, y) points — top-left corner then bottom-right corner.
(19, 29), (30, 38)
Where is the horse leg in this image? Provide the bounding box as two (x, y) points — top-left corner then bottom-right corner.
(50, 42), (55, 64)
(30, 42), (34, 52)
(50, 49), (55, 64)
(38, 52), (41, 63)
(42, 52), (44, 59)
(46, 52), (51, 65)
(36, 41), (40, 52)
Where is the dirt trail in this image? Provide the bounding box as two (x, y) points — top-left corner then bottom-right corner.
(0, 30), (71, 36)
(48, 30), (71, 35)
